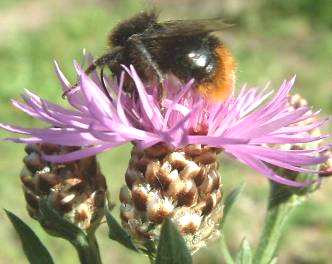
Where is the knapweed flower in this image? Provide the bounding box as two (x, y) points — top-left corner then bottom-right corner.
(0, 58), (329, 252)
(1, 62), (327, 186)
(20, 143), (107, 234)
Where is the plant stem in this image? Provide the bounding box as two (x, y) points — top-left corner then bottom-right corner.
(148, 254), (155, 264)
(73, 233), (102, 264)
(220, 236), (235, 264)
(253, 182), (303, 264)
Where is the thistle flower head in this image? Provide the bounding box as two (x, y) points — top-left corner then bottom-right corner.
(1, 57), (329, 187)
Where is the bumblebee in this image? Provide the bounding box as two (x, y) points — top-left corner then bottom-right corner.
(85, 10), (235, 102)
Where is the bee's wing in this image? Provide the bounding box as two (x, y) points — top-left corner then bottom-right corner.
(140, 18), (233, 39)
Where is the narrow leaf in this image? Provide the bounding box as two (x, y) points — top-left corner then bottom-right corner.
(5, 210), (54, 264)
(156, 218), (192, 264)
(105, 208), (138, 252)
(220, 236), (235, 264)
(38, 200), (102, 264)
(268, 257), (278, 264)
(235, 238), (252, 264)
(221, 182), (245, 227)
(38, 198), (86, 243)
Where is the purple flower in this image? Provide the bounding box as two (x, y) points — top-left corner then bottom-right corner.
(1, 58), (329, 187)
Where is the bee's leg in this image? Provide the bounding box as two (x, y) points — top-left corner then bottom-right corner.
(128, 34), (166, 101)
(62, 56), (109, 99)
(62, 48), (122, 98)
(100, 66), (113, 101)
(85, 52), (117, 75)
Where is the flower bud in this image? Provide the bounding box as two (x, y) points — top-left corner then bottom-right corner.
(269, 93), (327, 194)
(20, 144), (107, 234)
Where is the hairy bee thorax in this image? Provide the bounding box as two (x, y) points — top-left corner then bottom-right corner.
(108, 11), (158, 47)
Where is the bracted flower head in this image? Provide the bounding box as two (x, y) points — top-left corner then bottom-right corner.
(20, 143), (107, 235)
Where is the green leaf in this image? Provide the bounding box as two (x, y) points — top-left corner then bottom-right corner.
(38, 198), (86, 243)
(39, 199), (103, 264)
(253, 182), (300, 264)
(268, 257), (278, 264)
(5, 210), (54, 264)
(105, 208), (138, 252)
(220, 236), (235, 264)
(221, 182), (245, 227)
(156, 218), (192, 264)
(235, 238), (252, 264)
(219, 183), (245, 264)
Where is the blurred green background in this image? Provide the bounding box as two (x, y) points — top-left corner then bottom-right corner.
(0, 0), (332, 263)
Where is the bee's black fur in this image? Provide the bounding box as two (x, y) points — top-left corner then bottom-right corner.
(109, 11), (158, 47)
(86, 10), (228, 95)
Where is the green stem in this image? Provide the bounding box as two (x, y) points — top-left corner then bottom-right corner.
(148, 254), (155, 264)
(253, 182), (303, 264)
(220, 236), (235, 264)
(73, 233), (102, 264)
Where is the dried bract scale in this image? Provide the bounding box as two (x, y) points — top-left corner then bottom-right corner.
(120, 203), (135, 222)
(319, 151), (332, 177)
(289, 93), (308, 110)
(175, 210), (202, 234)
(20, 143), (107, 233)
(131, 184), (150, 211)
(146, 192), (174, 223)
(120, 144), (223, 253)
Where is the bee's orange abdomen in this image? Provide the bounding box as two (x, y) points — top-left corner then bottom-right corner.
(197, 45), (235, 102)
